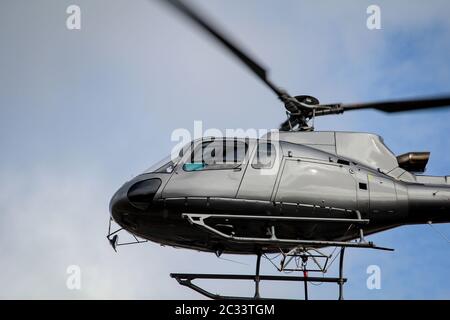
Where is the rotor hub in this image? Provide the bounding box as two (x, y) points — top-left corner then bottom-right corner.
(294, 95), (320, 106)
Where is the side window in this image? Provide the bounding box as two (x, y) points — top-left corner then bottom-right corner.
(252, 142), (276, 169)
(183, 139), (248, 171)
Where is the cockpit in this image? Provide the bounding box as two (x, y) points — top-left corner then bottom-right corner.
(143, 138), (252, 175)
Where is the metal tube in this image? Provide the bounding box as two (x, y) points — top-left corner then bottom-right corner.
(303, 269), (308, 300)
(254, 253), (261, 299)
(338, 247), (345, 300)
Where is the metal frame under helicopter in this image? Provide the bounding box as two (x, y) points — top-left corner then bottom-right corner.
(170, 247), (348, 300)
(107, 210), (393, 300)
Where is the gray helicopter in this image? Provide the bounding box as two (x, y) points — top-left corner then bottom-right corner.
(108, 0), (450, 299)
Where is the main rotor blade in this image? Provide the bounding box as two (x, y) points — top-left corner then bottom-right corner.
(158, 0), (285, 98)
(340, 96), (450, 113)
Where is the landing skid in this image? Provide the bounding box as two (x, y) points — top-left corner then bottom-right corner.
(182, 212), (394, 251)
(171, 212), (393, 299)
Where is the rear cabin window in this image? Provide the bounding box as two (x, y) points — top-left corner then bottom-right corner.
(252, 142), (276, 169)
(183, 139), (248, 171)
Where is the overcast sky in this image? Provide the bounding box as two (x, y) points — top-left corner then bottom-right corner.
(1, 0), (450, 299)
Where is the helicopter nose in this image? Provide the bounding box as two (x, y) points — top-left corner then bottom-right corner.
(109, 183), (130, 219)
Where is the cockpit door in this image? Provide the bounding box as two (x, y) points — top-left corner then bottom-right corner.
(162, 138), (253, 198)
(237, 141), (281, 201)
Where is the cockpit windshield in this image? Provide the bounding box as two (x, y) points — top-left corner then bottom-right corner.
(143, 155), (177, 174)
(143, 145), (187, 174)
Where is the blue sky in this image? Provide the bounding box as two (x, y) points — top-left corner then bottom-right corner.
(0, 0), (449, 299)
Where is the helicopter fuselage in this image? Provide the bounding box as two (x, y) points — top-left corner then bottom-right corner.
(109, 131), (450, 254)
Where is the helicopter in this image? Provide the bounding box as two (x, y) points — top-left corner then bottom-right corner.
(108, 0), (450, 299)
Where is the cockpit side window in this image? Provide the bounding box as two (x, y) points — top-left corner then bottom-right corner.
(183, 139), (248, 171)
(251, 142), (276, 169)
